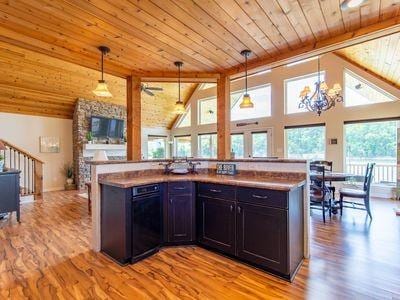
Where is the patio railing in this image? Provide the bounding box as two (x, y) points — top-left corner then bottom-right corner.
(346, 162), (397, 184)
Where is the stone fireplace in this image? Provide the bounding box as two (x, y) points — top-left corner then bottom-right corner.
(73, 98), (127, 189)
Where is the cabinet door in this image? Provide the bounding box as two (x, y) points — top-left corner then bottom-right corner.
(237, 203), (288, 274)
(198, 196), (236, 255)
(168, 194), (194, 243)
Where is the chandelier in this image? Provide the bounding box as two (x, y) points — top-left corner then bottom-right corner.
(299, 57), (342, 116)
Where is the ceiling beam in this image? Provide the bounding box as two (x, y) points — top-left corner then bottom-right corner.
(227, 16), (400, 79)
(333, 52), (400, 90)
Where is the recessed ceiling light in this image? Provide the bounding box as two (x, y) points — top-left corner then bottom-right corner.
(340, 0), (366, 11)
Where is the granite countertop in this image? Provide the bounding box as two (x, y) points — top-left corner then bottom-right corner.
(99, 173), (306, 191)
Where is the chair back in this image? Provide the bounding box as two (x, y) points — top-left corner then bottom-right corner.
(310, 164), (327, 201)
(310, 160), (333, 171)
(363, 163), (375, 193)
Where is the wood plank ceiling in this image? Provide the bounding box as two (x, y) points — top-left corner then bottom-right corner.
(0, 41), (197, 128)
(336, 32), (400, 88)
(0, 0), (399, 77)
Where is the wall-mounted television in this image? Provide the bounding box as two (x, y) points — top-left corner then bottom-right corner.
(91, 116), (124, 139)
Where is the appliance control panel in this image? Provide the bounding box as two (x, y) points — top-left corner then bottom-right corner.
(132, 184), (160, 197)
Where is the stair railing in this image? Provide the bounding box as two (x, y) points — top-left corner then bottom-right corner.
(0, 139), (44, 198)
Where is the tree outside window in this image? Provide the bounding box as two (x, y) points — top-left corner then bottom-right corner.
(285, 126), (325, 160)
(147, 136), (166, 159)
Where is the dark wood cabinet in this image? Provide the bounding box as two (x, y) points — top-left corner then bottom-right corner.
(0, 169), (21, 222)
(197, 196), (236, 255)
(236, 203), (288, 274)
(165, 182), (195, 243)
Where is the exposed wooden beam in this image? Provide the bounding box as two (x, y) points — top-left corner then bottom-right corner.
(126, 76), (142, 161)
(217, 74), (230, 160)
(333, 52), (400, 90)
(227, 16), (400, 78)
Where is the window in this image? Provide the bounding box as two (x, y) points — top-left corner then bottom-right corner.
(198, 97), (217, 125)
(344, 69), (396, 107)
(174, 135), (191, 157)
(231, 133), (244, 158)
(198, 133), (217, 158)
(345, 119), (398, 183)
(285, 125), (325, 160)
(231, 85), (272, 121)
(177, 107), (191, 128)
(147, 135), (167, 159)
(252, 132), (268, 158)
(285, 72), (325, 114)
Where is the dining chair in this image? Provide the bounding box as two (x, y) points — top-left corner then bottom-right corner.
(338, 163), (375, 219)
(310, 164), (332, 223)
(310, 160), (335, 199)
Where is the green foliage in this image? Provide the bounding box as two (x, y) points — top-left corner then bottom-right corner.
(286, 127), (325, 159)
(151, 147), (165, 159)
(63, 163), (74, 179)
(345, 121), (397, 158)
(252, 133), (268, 157)
(86, 131), (93, 142)
(0, 154), (4, 161)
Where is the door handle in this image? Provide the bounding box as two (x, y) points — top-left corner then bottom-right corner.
(169, 198), (173, 204)
(252, 194), (268, 199)
(238, 206), (242, 213)
(173, 187), (186, 190)
(209, 189), (221, 193)
(230, 204), (234, 212)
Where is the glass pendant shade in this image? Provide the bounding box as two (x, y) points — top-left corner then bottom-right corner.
(239, 93), (254, 108)
(93, 80), (113, 97)
(175, 101), (186, 114)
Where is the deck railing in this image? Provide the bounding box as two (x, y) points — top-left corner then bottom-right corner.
(0, 139), (44, 198)
(346, 162), (397, 184)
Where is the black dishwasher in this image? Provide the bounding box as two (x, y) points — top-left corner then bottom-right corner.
(131, 184), (162, 263)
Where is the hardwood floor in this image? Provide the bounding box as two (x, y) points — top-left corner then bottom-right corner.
(0, 191), (399, 299)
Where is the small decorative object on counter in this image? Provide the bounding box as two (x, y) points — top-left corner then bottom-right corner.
(230, 149), (235, 159)
(159, 157), (200, 174)
(216, 163), (236, 175)
(86, 131), (93, 144)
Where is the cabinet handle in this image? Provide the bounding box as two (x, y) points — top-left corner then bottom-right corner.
(169, 198), (173, 204)
(209, 189), (221, 193)
(230, 204), (234, 211)
(238, 206), (242, 213)
(173, 187), (186, 190)
(252, 194), (268, 199)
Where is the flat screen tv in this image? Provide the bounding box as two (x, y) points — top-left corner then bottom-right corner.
(91, 116), (124, 139)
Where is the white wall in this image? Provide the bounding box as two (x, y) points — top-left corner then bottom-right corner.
(172, 53), (400, 172)
(0, 112), (73, 191)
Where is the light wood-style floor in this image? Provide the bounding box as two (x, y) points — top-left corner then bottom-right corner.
(0, 191), (399, 299)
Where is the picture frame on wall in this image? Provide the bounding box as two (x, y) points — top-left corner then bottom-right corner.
(40, 136), (60, 153)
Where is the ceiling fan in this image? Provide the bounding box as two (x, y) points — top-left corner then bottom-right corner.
(141, 84), (163, 96)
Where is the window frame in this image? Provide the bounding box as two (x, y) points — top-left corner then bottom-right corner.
(147, 135), (167, 160)
(176, 105), (191, 128)
(284, 71), (326, 115)
(198, 132), (218, 158)
(174, 134), (192, 158)
(284, 123), (326, 160)
(343, 68), (396, 108)
(198, 97), (217, 125)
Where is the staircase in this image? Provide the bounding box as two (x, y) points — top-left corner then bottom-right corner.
(0, 139), (44, 199)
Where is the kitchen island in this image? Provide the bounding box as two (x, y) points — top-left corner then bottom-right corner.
(98, 168), (306, 281)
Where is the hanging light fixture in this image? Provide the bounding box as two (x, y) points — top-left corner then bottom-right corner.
(340, 0), (366, 11)
(93, 46), (113, 98)
(239, 49), (254, 109)
(298, 56), (343, 116)
(174, 61), (185, 115)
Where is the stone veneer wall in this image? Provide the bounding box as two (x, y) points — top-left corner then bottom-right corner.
(73, 98), (127, 189)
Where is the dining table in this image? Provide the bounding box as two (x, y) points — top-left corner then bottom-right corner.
(309, 171), (364, 214)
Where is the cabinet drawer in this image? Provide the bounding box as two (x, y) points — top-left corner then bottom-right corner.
(168, 181), (193, 195)
(237, 187), (288, 209)
(197, 183), (236, 200)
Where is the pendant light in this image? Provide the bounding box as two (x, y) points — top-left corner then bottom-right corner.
(93, 46), (113, 98)
(239, 50), (254, 109)
(174, 61), (185, 114)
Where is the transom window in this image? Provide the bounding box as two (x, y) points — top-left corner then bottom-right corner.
(198, 133), (217, 158)
(285, 124), (326, 160)
(344, 69), (396, 107)
(198, 97), (217, 125)
(231, 85), (272, 121)
(285, 72), (325, 114)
